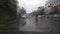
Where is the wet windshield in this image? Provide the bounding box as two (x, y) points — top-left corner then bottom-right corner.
(17, 0), (60, 34)
(0, 0), (60, 34)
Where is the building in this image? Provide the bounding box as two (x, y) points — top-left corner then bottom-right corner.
(45, 0), (60, 7)
(45, 0), (60, 14)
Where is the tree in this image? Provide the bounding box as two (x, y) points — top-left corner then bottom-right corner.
(37, 7), (45, 15)
(19, 7), (26, 17)
(31, 11), (36, 16)
(0, 0), (19, 32)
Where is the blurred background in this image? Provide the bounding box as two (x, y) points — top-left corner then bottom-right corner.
(0, 0), (60, 34)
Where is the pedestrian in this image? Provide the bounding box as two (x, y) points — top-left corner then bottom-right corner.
(35, 14), (38, 25)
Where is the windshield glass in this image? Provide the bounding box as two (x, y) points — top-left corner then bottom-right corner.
(0, 0), (60, 34)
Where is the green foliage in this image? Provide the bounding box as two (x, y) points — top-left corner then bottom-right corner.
(0, 0), (8, 6)
(19, 7), (26, 16)
(0, 0), (17, 15)
(37, 8), (45, 15)
(0, 0), (18, 31)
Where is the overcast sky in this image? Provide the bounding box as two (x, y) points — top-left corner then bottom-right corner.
(18, 0), (48, 13)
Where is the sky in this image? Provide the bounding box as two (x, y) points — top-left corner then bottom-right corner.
(18, 0), (48, 13)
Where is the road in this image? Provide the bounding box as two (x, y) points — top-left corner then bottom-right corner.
(19, 16), (52, 32)
(19, 15), (60, 34)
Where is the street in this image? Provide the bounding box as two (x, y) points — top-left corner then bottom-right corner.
(19, 16), (54, 33)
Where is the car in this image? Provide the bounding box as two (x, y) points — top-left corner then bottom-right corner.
(53, 14), (60, 20)
(54, 14), (60, 17)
